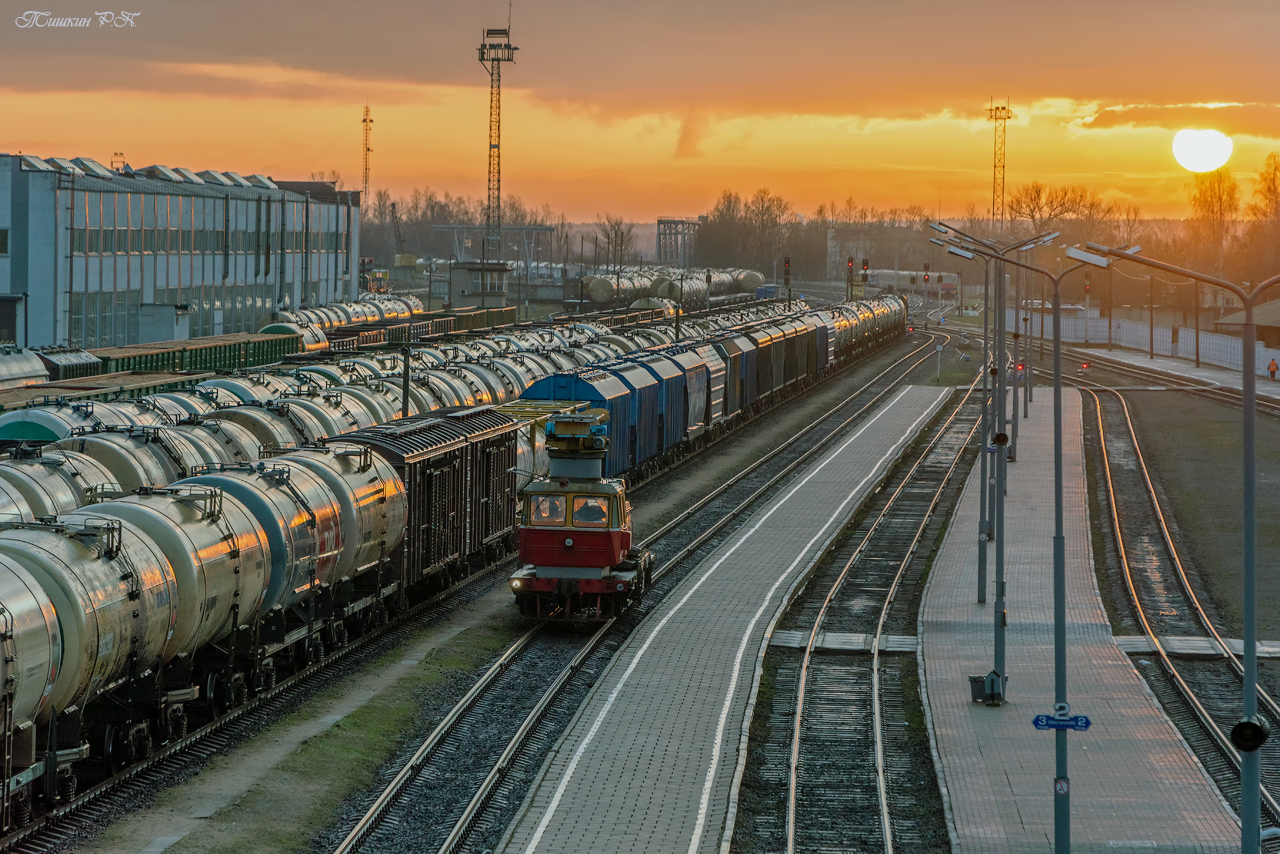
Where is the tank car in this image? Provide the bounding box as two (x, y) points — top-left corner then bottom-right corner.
(510, 412), (652, 620)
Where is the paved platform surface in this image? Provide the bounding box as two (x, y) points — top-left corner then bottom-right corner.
(494, 385), (950, 854)
(920, 388), (1240, 853)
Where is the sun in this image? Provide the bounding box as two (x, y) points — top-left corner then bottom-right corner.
(1172, 128), (1233, 173)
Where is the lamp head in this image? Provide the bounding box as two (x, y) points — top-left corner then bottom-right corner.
(947, 245), (976, 260)
(930, 222), (949, 234)
(1065, 246), (1110, 268)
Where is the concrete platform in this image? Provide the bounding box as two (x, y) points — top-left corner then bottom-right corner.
(494, 385), (950, 854)
(919, 388), (1240, 853)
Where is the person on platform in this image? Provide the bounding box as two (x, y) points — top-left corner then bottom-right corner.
(1269, 358), (1278, 381)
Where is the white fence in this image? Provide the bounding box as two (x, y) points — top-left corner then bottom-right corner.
(1007, 310), (1278, 378)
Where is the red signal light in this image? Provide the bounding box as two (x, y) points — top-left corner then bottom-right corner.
(1082, 363), (1089, 369)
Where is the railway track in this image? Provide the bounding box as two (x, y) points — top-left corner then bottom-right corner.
(326, 332), (970, 854)
(1086, 386), (1280, 836)
(3, 559), (515, 854)
(728, 381), (980, 854)
(0, 330), (928, 852)
(1007, 332), (1280, 418)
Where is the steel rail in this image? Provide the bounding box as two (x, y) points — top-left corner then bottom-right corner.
(434, 620), (614, 854)
(7, 325), (930, 851)
(1086, 388), (1280, 822)
(2, 556), (516, 853)
(332, 624), (545, 854)
(332, 331), (954, 854)
(785, 375), (981, 854)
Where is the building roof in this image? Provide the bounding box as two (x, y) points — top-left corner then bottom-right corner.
(1216, 297), (1280, 328)
(4, 153), (361, 206)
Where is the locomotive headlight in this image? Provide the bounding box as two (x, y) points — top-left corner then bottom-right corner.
(616, 583), (625, 592)
(511, 579), (522, 590)
(564, 537), (574, 547)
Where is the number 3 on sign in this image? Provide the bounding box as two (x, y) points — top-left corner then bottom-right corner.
(1054, 778), (1069, 796)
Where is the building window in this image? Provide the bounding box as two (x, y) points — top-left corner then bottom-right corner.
(0, 228), (7, 255)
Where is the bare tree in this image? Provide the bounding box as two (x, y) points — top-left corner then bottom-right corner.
(1007, 182), (1089, 233)
(1111, 202), (1145, 247)
(594, 213), (637, 269)
(1244, 152), (1280, 280)
(1188, 167), (1241, 275)
(309, 169), (344, 189)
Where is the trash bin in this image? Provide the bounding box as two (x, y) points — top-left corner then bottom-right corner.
(969, 675), (986, 703)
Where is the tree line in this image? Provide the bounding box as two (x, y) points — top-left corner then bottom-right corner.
(317, 155), (1280, 311)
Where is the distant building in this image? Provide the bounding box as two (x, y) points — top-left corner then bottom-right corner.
(656, 217), (702, 266)
(448, 260), (510, 308)
(0, 154), (360, 348)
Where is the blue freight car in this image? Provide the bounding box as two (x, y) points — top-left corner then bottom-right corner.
(625, 353), (687, 452)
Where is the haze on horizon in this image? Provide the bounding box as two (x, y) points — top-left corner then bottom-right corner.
(1, 0), (1277, 221)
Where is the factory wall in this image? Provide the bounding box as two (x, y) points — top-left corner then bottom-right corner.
(1, 156), (361, 348)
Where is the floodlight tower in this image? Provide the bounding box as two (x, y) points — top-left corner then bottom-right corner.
(361, 105), (373, 202)
(988, 97), (1012, 232)
(479, 27), (518, 263)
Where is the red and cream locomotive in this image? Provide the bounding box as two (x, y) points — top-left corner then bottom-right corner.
(510, 411), (652, 620)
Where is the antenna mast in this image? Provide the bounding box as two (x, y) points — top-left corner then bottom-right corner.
(362, 104), (373, 203)
(478, 27), (518, 263)
(988, 97), (1012, 232)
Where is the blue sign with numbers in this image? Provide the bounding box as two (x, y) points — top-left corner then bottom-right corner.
(1034, 715), (1091, 731)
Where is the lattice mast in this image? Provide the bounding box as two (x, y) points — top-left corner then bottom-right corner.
(478, 28), (518, 263)
(988, 97), (1012, 232)
(361, 104), (373, 203)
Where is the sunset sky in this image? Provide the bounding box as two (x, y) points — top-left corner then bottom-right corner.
(2, 0), (1278, 221)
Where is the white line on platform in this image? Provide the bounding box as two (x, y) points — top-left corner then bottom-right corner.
(517, 387), (933, 854)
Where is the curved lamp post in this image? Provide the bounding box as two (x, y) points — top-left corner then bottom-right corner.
(946, 237), (1088, 854)
(931, 225), (1058, 613)
(1081, 242), (1280, 854)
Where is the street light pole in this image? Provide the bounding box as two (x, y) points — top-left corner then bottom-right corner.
(987, 249), (1088, 854)
(941, 233), (1088, 852)
(978, 258), (991, 604)
(1085, 242), (1280, 854)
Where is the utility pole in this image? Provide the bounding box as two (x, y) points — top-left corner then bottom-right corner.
(784, 257), (791, 310)
(478, 27), (518, 265)
(361, 105), (373, 204)
(988, 97), (1012, 232)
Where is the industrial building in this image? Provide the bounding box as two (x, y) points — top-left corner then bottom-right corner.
(0, 154), (361, 348)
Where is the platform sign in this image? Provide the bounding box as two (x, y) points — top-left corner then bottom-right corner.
(1034, 714), (1091, 732)
(936, 344), (944, 352)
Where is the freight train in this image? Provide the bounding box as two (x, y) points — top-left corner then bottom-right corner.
(0, 296), (905, 829)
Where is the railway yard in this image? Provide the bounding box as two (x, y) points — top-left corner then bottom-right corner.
(0, 293), (1269, 853)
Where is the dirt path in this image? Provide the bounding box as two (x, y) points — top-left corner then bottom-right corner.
(76, 587), (521, 854)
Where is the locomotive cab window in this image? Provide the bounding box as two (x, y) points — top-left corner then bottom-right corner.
(571, 495), (610, 527)
(529, 494), (567, 526)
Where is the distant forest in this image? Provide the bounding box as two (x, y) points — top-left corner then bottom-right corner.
(332, 151), (1280, 308)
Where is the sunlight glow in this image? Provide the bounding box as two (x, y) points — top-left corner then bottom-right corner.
(1171, 128), (1233, 172)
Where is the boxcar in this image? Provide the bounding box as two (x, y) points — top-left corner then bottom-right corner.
(625, 353), (687, 452)
(334, 407), (518, 589)
(520, 369), (634, 476)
